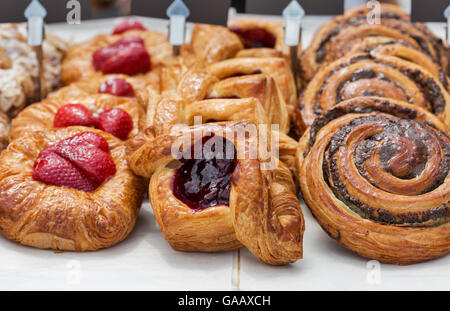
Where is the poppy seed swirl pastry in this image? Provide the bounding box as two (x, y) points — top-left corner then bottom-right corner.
(61, 23), (171, 85)
(296, 97), (450, 265)
(295, 53), (450, 135)
(128, 121), (305, 265)
(9, 94), (144, 142)
(300, 4), (448, 83)
(0, 127), (145, 251)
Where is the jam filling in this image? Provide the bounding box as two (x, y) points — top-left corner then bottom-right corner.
(229, 27), (276, 49)
(99, 78), (135, 97)
(172, 134), (237, 211)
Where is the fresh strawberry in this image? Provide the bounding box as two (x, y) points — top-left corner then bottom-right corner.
(54, 104), (96, 128)
(33, 132), (116, 192)
(99, 78), (135, 97)
(100, 44), (151, 75)
(113, 20), (146, 34)
(97, 108), (133, 140)
(92, 36), (150, 75)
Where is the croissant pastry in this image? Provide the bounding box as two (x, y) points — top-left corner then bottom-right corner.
(61, 24), (172, 85)
(128, 121), (304, 265)
(10, 94), (145, 142)
(0, 111), (9, 151)
(0, 127), (145, 251)
(300, 4), (448, 83)
(296, 53), (450, 135)
(297, 97), (450, 265)
(0, 23), (67, 117)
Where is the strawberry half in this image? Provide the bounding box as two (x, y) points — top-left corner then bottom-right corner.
(99, 78), (135, 97)
(97, 108), (133, 140)
(33, 132), (116, 192)
(113, 20), (146, 35)
(54, 104), (96, 128)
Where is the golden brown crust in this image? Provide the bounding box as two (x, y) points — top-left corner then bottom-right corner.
(61, 30), (172, 85)
(9, 94), (145, 142)
(228, 19), (289, 58)
(296, 97), (450, 265)
(128, 121), (304, 264)
(183, 24), (244, 64)
(0, 126), (145, 251)
(296, 53), (450, 135)
(0, 111), (9, 150)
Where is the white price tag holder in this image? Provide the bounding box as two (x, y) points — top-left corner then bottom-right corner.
(167, 0), (190, 56)
(25, 0), (47, 100)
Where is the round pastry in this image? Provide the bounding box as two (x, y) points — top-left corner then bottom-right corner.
(61, 23), (172, 85)
(228, 19), (289, 59)
(0, 127), (145, 251)
(347, 37), (448, 90)
(0, 23), (67, 117)
(297, 97), (450, 265)
(9, 94), (144, 142)
(300, 4), (448, 82)
(128, 121), (304, 265)
(296, 53), (450, 135)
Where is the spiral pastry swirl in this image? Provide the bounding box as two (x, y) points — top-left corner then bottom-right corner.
(297, 97), (450, 264)
(296, 53), (450, 134)
(300, 4), (448, 82)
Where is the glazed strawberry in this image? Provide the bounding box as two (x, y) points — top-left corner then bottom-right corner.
(33, 152), (97, 192)
(33, 132), (116, 192)
(54, 104), (96, 128)
(97, 108), (133, 140)
(99, 78), (135, 97)
(101, 44), (151, 75)
(92, 36), (150, 75)
(113, 20), (146, 34)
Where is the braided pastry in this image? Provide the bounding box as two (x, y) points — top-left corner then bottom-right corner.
(0, 127), (145, 251)
(128, 121), (304, 265)
(10, 94), (144, 142)
(300, 4), (448, 83)
(297, 97), (450, 265)
(296, 53), (450, 134)
(141, 61), (291, 134)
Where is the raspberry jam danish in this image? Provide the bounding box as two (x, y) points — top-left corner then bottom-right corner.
(9, 94), (144, 142)
(128, 122), (304, 265)
(296, 53), (450, 135)
(296, 97), (450, 265)
(0, 127), (145, 251)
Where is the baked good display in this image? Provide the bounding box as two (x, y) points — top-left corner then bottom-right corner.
(300, 4), (448, 83)
(140, 60), (292, 135)
(0, 23), (67, 117)
(0, 127), (145, 250)
(297, 97), (450, 265)
(61, 20), (172, 85)
(295, 53), (450, 135)
(9, 93), (144, 142)
(128, 121), (304, 265)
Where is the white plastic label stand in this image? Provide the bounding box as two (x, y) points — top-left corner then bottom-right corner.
(25, 0), (47, 100)
(283, 0), (305, 92)
(167, 0), (190, 56)
(445, 5), (450, 44)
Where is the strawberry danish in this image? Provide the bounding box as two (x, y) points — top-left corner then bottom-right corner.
(9, 93), (144, 142)
(61, 20), (171, 85)
(0, 127), (145, 251)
